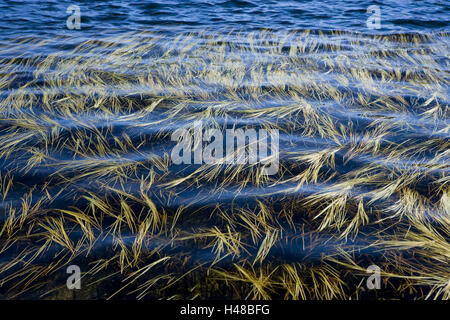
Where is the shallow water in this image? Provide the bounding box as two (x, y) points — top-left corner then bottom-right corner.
(0, 1), (449, 300)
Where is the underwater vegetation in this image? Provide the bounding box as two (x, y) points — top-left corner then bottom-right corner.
(0, 29), (448, 299)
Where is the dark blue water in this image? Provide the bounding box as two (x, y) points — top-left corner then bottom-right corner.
(1, 0), (449, 38)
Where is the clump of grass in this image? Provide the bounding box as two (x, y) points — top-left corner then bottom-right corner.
(0, 30), (448, 299)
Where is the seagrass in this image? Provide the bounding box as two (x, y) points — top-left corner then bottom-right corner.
(0, 30), (448, 299)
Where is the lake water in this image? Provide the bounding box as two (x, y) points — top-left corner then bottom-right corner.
(0, 0), (449, 300)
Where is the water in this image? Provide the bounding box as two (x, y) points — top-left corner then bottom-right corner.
(0, 1), (449, 300)
(1, 0), (449, 37)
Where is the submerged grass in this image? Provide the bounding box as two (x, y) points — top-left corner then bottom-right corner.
(0, 30), (448, 299)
